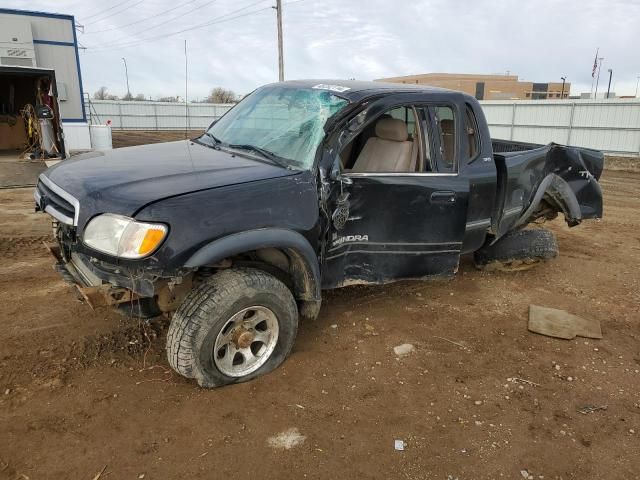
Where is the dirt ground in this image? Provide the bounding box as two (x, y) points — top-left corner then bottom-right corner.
(111, 130), (203, 149)
(1, 152), (639, 479)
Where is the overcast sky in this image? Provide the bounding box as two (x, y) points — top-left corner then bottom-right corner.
(9, 0), (640, 99)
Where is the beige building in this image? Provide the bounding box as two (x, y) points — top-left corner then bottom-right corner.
(375, 73), (570, 100)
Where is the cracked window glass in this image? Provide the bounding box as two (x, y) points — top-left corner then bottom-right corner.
(208, 86), (349, 169)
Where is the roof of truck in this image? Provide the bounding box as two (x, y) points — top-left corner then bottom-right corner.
(269, 79), (464, 102)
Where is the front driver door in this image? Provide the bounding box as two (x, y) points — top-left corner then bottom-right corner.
(322, 102), (469, 288)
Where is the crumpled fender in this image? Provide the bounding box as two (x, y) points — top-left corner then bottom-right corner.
(515, 174), (582, 228)
(515, 144), (603, 229)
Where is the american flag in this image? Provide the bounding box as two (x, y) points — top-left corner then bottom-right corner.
(592, 49), (599, 78)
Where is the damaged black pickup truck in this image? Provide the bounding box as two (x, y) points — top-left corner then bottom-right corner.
(34, 80), (603, 387)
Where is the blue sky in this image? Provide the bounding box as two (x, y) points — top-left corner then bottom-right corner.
(6, 0), (640, 99)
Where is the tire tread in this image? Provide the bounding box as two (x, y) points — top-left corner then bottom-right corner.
(166, 268), (297, 385)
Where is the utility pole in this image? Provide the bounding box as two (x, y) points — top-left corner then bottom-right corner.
(274, 0), (284, 81)
(594, 57), (604, 99)
(606, 69), (613, 99)
(560, 76), (566, 99)
(635, 76), (639, 98)
(121, 57), (131, 99)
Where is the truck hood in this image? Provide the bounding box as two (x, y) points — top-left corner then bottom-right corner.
(43, 140), (298, 229)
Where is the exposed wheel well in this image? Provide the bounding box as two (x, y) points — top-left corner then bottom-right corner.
(223, 247), (317, 302)
(176, 229), (322, 319)
(165, 247), (320, 320)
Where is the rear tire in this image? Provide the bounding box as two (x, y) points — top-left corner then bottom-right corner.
(474, 228), (558, 271)
(166, 268), (298, 388)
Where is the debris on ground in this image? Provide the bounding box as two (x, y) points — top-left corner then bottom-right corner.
(394, 439), (405, 451)
(508, 377), (541, 387)
(578, 405), (608, 414)
(528, 305), (602, 340)
(393, 343), (415, 357)
(91, 465), (107, 480)
(267, 428), (306, 450)
(433, 336), (467, 349)
(520, 469), (534, 479)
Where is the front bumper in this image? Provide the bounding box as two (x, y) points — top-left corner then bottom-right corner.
(46, 242), (155, 307)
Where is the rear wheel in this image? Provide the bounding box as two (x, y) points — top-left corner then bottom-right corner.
(166, 268), (298, 388)
(474, 228), (558, 272)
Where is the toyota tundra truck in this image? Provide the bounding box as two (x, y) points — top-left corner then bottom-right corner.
(34, 80), (603, 387)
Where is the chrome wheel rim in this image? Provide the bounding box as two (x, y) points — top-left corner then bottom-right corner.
(213, 306), (280, 377)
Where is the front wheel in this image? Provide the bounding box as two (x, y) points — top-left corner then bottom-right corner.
(166, 268), (298, 388)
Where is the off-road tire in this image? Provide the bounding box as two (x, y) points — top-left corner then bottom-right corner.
(474, 228), (558, 272)
(166, 268), (298, 388)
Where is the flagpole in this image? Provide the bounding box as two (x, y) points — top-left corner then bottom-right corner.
(590, 48), (599, 99)
(594, 57), (604, 99)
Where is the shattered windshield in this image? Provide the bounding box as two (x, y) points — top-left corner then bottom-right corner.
(206, 85), (349, 169)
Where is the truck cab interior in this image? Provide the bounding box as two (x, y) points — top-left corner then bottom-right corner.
(338, 102), (481, 175)
(339, 105), (461, 174)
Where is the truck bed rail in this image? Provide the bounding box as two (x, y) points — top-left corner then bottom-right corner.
(492, 139), (543, 153)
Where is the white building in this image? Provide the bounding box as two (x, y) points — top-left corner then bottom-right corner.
(0, 7), (90, 153)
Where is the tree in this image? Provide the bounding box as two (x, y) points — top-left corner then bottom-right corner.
(134, 94), (146, 101)
(122, 92), (134, 101)
(206, 87), (237, 104)
(93, 86), (118, 100)
(157, 96), (180, 102)
(94, 86), (107, 100)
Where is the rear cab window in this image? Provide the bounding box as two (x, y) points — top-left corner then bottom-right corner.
(434, 106), (456, 172)
(417, 106), (456, 173)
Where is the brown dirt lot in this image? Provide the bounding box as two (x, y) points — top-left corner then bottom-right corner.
(1, 156), (639, 478)
(111, 130), (203, 149)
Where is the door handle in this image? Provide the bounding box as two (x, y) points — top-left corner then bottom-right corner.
(430, 191), (456, 204)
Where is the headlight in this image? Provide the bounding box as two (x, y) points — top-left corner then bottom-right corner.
(83, 213), (168, 259)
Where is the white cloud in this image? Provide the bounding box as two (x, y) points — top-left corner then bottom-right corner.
(12, 0), (640, 98)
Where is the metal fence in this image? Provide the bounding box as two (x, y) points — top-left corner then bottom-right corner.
(481, 99), (640, 156)
(88, 98), (640, 156)
(88, 99), (232, 131)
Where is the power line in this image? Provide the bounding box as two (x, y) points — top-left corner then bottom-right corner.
(83, 0), (307, 52)
(84, 0), (201, 34)
(81, 0), (133, 21)
(83, 0), (146, 26)
(85, 0), (269, 51)
(84, 0), (226, 46)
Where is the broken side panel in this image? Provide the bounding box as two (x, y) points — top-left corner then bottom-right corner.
(492, 143), (603, 237)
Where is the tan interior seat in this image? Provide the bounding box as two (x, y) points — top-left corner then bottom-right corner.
(339, 141), (353, 168)
(440, 119), (455, 169)
(351, 118), (413, 172)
